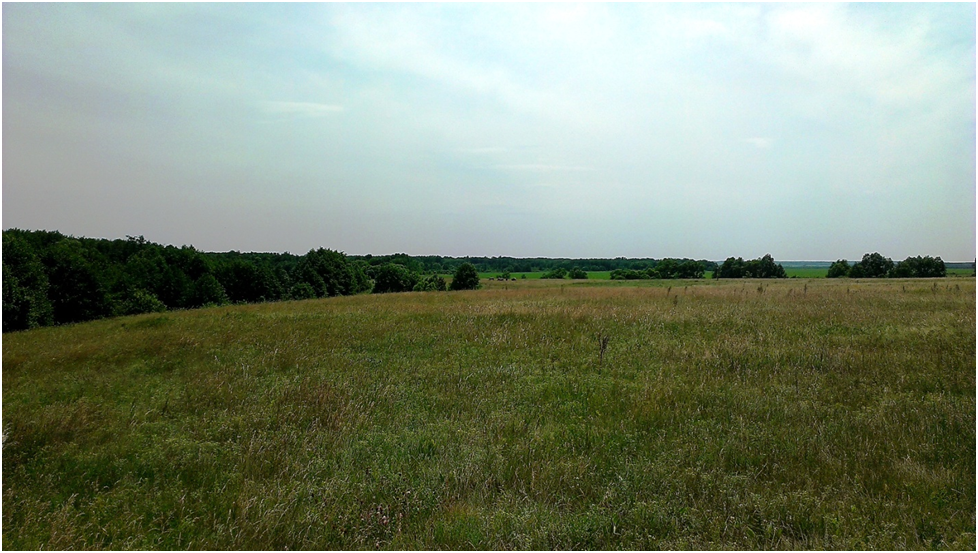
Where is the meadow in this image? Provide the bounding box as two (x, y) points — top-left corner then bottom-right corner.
(3, 278), (974, 549)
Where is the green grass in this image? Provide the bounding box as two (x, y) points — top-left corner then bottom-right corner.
(784, 267), (828, 278)
(3, 279), (975, 549)
(482, 268), (831, 279)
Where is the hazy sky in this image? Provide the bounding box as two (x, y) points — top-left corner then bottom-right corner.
(3, 3), (975, 260)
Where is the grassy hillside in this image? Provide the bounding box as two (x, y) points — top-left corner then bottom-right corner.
(3, 278), (975, 549)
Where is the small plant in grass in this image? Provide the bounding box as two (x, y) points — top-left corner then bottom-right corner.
(596, 332), (611, 366)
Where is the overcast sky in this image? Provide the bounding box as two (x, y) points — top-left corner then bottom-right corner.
(3, 3), (975, 260)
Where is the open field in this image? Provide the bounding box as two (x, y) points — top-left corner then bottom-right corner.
(3, 278), (975, 549)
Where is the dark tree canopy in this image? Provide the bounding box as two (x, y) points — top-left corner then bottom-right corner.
(891, 256), (946, 278)
(827, 259), (851, 278)
(568, 267), (588, 279)
(541, 267), (568, 279)
(450, 263), (480, 291)
(850, 252), (893, 279)
(2, 233), (53, 331)
(414, 274), (448, 292)
(714, 254), (786, 279)
(373, 263), (420, 294)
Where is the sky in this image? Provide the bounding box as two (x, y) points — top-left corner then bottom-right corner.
(3, 2), (975, 260)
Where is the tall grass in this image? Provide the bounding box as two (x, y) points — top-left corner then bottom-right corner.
(3, 278), (974, 549)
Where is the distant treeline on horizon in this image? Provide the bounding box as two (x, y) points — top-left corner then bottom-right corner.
(3, 229), (970, 333)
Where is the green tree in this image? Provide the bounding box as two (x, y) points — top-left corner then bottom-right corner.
(289, 282), (317, 300)
(121, 289), (167, 316)
(2, 233), (53, 331)
(373, 263), (420, 293)
(827, 259), (850, 278)
(568, 267), (588, 279)
(715, 257), (746, 279)
(747, 254), (787, 278)
(541, 267), (568, 279)
(450, 263), (480, 291)
(678, 260), (705, 279)
(891, 256), (946, 278)
(716, 255), (785, 279)
(190, 274), (229, 307)
(652, 258), (680, 279)
(852, 252), (893, 278)
(42, 240), (111, 325)
(414, 274), (447, 292)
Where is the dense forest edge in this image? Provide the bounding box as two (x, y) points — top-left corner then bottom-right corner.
(2, 229), (969, 332)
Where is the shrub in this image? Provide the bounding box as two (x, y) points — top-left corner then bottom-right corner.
(568, 267), (588, 279)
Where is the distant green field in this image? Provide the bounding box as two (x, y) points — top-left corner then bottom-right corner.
(4, 278), (974, 549)
(784, 267), (827, 278)
(480, 269), (829, 280)
(479, 267), (974, 280)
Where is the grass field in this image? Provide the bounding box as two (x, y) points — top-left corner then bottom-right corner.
(3, 278), (975, 549)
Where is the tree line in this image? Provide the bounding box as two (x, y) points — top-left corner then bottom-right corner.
(826, 252), (946, 278)
(350, 253), (719, 275)
(2, 230), (957, 333)
(2, 229), (482, 332)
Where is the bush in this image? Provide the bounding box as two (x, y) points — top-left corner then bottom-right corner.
(567, 267), (588, 279)
(414, 274), (447, 292)
(541, 268), (568, 279)
(121, 289), (167, 316)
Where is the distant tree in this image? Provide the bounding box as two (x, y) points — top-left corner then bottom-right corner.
(541, 267), (568, 279)
(42, 240), (112, 325)
(715, 255), (786, 279)
(450, 263), (480, 291)
(121, 289), (167, 316)
(289, 282), (317, 300)
(567, 267), (588, 279)
(124, 249), (168, 297)
(678, 260), (705, 279)
(891, 256), (946, 278)
(747, 254), (787, 278)
(651, 258), (679, 279)
(216, 260), (261, 303)
(350, 261), (372, 294)
(414, 273), (447, 292)
(157, 265), (193, 307)
(827, 259), (850, 278)
(291, 259), (328, 298)
(653, 259), (704, 279)
(851, 252), (893, 278)
(2, 233), (53, 331)
(190, 274), (229, 307)
(714, 257), (746, 279)
(500, 271), (512, 280)
(373, 263), (420, 293)
(610, 269), (647, 280)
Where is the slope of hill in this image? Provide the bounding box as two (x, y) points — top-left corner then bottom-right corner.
(3, 279), (974, 549)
